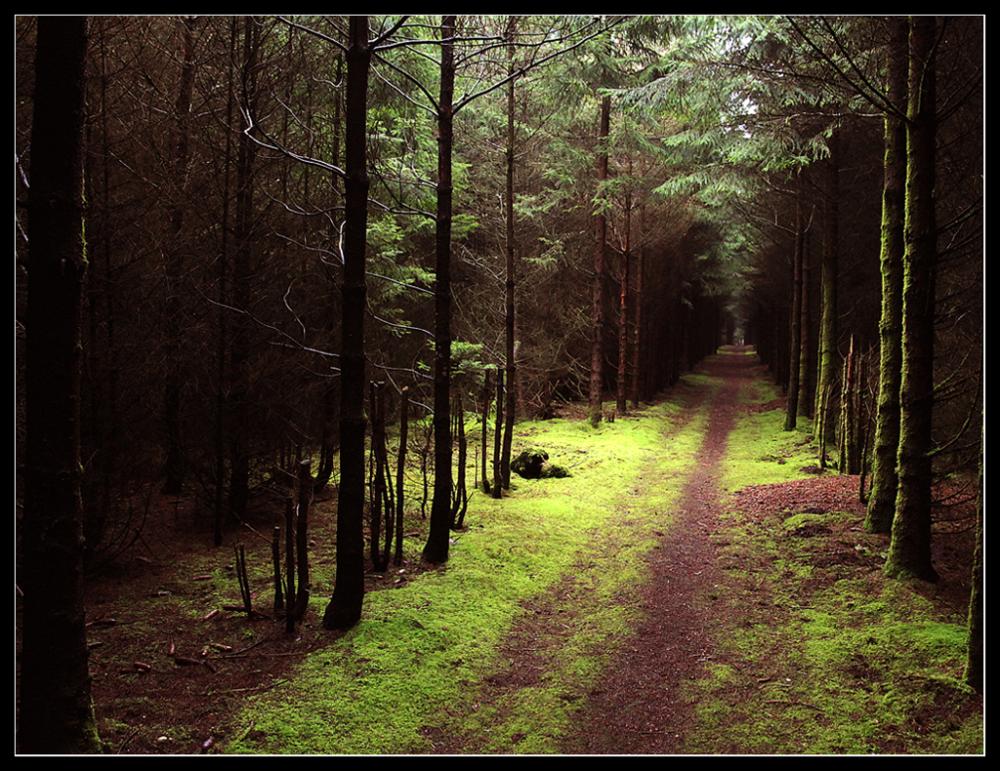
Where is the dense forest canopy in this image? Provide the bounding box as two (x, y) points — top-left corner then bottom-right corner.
(15, 14), (982, 755)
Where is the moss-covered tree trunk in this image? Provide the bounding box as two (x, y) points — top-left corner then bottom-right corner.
(838, 336), (858, 474)
(784, 182), (804, 431)
(423, 15), (457, 564)
(588, 94), (611, 426)
(864, 18), (909, 534)
(885, 16), (939, 582)
(323, 16), (371, 629)
(20, 16), (102, 754)
(814, 133), (839, 439)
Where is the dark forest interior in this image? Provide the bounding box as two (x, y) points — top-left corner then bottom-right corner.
(15, 14), (983, 755)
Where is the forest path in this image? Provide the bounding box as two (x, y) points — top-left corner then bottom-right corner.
(439, 348), (755, 754)
(561, 349), (751, 753)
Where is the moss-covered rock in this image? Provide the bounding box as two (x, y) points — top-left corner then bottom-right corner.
(511, 448), (549, 479)
(511, 449), (572, 480)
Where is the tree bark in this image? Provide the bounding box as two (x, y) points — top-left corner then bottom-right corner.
(323, 16), (371, 630)
(864, 18), (908, 534)
(214, 17), (237, 547)
(369, 382), (384, 571)
(315, 54), (344, 494)
(423, 15), (458, 564)
(284, 497), (295, 633)
(783, 181), (804, 431)
(617, 174), (631, 415)
(798, 223), (812, 420)
(481, 369), (492, 493)
(588, 95), (611, 426)
(19, 16), (102, 754)
(500, 17), (518, 489)
(885, 16), (939, 582)
(394, 387), (408, 565)
(631, 205), (645, 409)
(272, 526), (284, 612)
(162, 17), (199, 494)
(228, 17), (258, 522)
(294, 459), (312, 620)
(492, 368), (505, 499)
(814, 132), (839, 438)
(451, 395), (469, 525)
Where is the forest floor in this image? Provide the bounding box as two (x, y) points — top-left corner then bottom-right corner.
(79, 347), (983, 755)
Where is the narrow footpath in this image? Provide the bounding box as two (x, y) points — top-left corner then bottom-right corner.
(561, 350), (752, 752)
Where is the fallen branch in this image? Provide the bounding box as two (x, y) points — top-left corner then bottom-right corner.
(215, 678), (289, 696)
(117, 726), (141, 754)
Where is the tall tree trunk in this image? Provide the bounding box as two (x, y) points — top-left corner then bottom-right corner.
(864, 18), (908, 534)
(394, 387), (409, 565)
(492, 368), (505, 499)
(214, 16), (237, 547)
(20, 16), (102, 754)
(323, 16), (371, 630)
(481, 369), (492, 493)
(784, 181), (804, 431)
(451, 394), (468, 525)
(885, 16), (939, 582)
(162, 16), (199, 494)
(294, 459), (312, 620)
(88, 21), (119, 553)
(814, 132), (839, 436)
(423, 15), (457, 564)
(631, 205), (644, 408)
(500, 17), (518, 489)
(798, 225), (812, 420)
(588, 94), (611, 426)
(617, 174), (631, 415)
(369, 382), (384, 571)
(315, 54), (343, 494)
(228, 17), (258, 522)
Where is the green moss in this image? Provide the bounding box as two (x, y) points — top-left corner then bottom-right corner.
(685, 452), (983, 754)
(226, 396), (708, 754)
(720, 383), (821, 492)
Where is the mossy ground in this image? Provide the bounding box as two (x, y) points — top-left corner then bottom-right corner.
(720, 378), (818, 493)
(227, 380), (709, 754)
(680, 394), (983, 754)
(83, 354), (981, 755)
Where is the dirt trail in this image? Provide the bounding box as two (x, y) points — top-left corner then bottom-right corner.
(560, 350), (752, 754)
